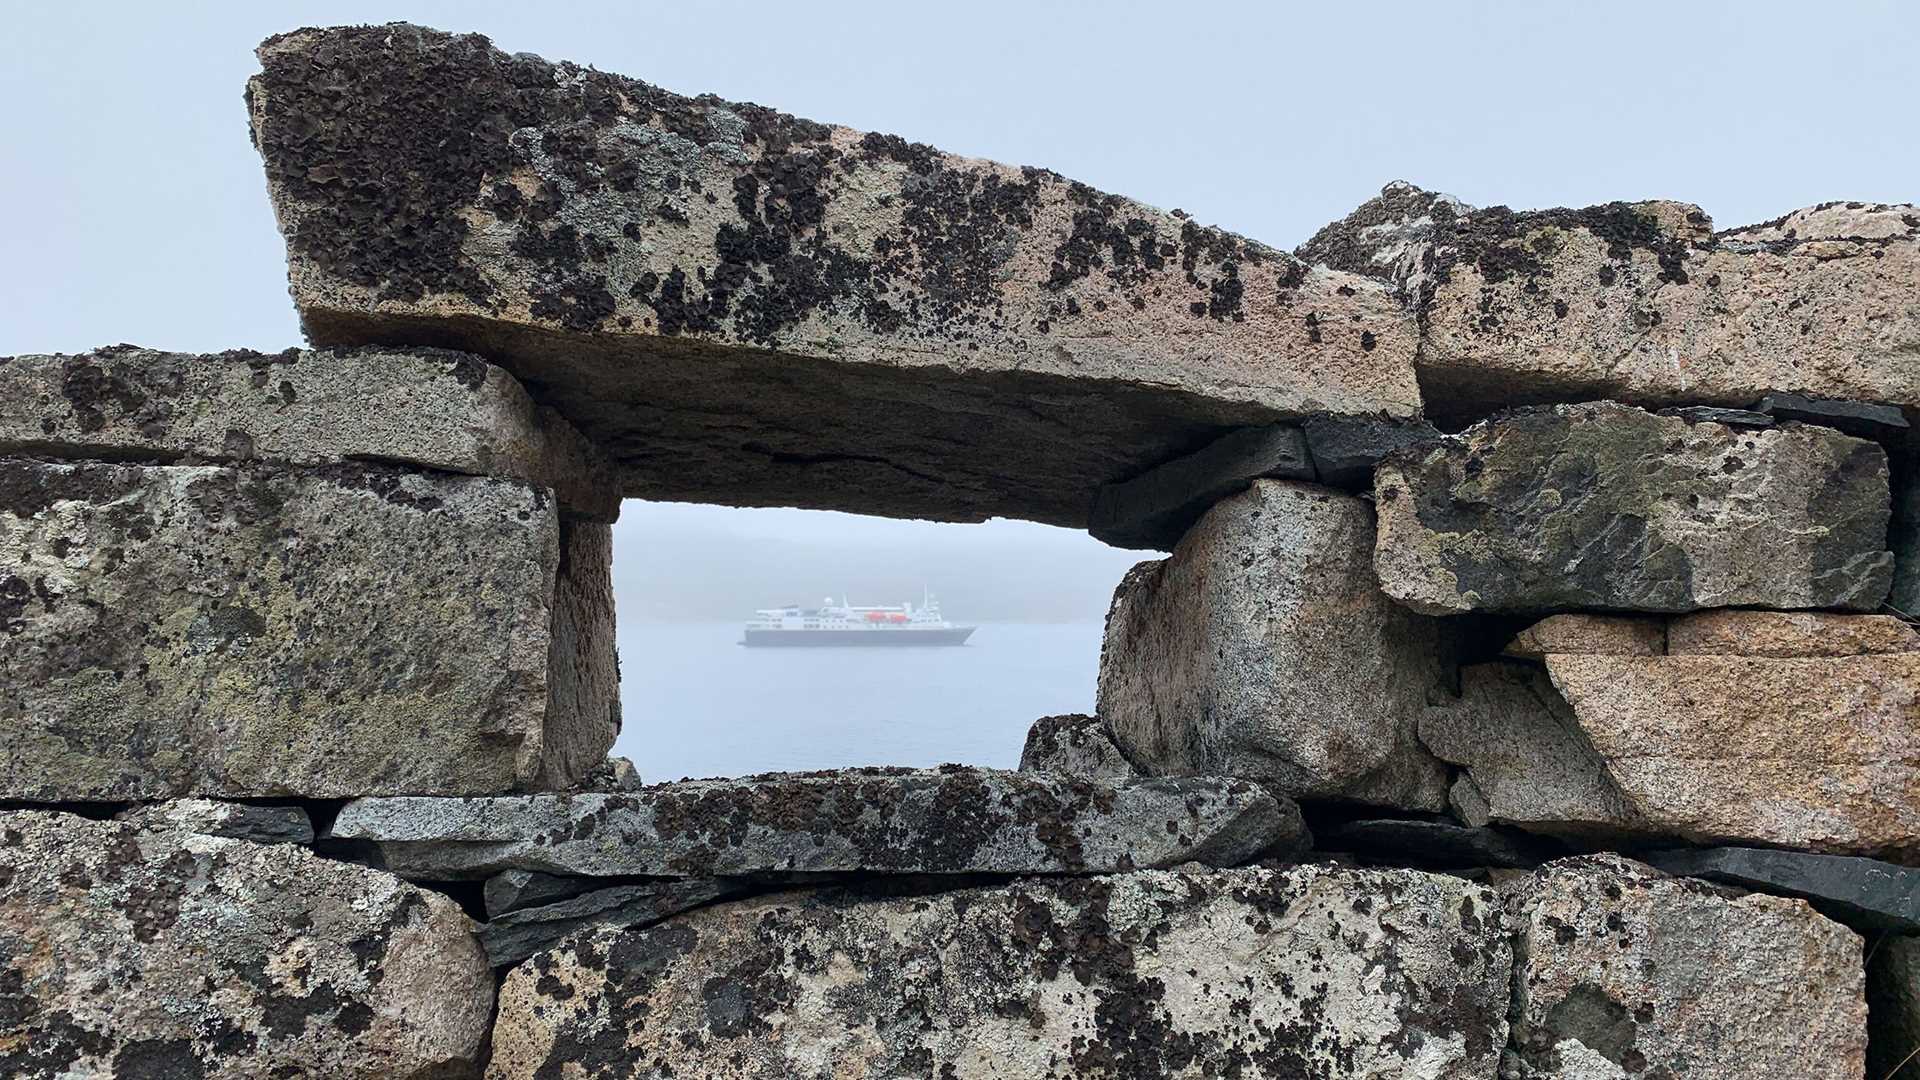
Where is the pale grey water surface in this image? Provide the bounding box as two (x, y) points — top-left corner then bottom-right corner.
(611, 621), (1105, 780)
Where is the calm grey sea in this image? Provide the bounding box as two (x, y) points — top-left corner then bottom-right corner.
(611, 621), (1105, 781)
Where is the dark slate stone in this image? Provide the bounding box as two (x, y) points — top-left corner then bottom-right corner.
(1300, 414), (1444, 489)
(480, 879), (743, 967)
(483, 870), (607, 918)
(1657, 405), (1775, 428)
(1088, 426), (1314, 551)
(1646, 846), (1920, 932)
(1756, 392), (1911, 441)
(1317, 818), (1557, 870)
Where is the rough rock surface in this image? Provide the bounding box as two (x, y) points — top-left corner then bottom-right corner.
(117, 799), (314, 845)
(481, 879), (742, 967)
(0, 810), (494, 1079)
(1896, 455), (1920, 617)
(328, 767), (1303, 879)
(1419, 663), (1633, 839)
(1016, 713), (1137, 779)
(1303, 184), (1920, 421)
(1373, 402), (1893, 614)
(247, 24), (1420, 527)
(1507, 855), (1865, 1079)
(1868, 936), (1920, 1080)
(0, 459), (617, 798)
(1502, 614), (1665, 660)
(1100, 480), (1451, 809)
(1087, 425), (1313, 550)
(0, 344), (618, 519)
(1546, 653), (1920, 856)
(1665, 609), (1920, 657)
(486, 864), (1512, 1079)
(1647, 846), (1920, 933)
(1429, 655), (1920, 856)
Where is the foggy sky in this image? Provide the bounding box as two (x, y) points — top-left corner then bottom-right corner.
(5, 0), (1918, 624)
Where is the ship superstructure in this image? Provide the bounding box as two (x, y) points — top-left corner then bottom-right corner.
(742, 593), (976, 647)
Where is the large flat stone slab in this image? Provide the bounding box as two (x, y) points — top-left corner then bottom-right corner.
(1301, 184), (1920, 421)
(0, 460), (617, 798)
(0, 345), (618, 520)
(0, 810), (494, 1079)
(486, 864), (1511, 1079)
(1428, 655), (1920, 856)
(1507, 855), (1865, 1080)
(328, 767), (1303, 879)
(1647, 846), (1920, 933)
(1099, 479), (1450, 810)
(247, 24), (1420, 527)
(1373, 402), (1893, 614)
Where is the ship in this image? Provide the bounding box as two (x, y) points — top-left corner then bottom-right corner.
(742, 593), (976, 647)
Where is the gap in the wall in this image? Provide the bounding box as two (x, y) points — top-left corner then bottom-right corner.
(609, 501), (1150, 781)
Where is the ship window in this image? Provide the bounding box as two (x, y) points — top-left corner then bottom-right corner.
(609, 500), (1142, 779)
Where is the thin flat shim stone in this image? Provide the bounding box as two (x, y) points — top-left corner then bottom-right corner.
(1087, 425), (1313, 551)
(1016, 714), (1137, 780)
(328, 767), (1304, 880)
(1647, 846), (1920, 933)
(481, 879), (742, 967)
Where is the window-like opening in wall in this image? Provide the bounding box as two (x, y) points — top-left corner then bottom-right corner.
(609, 502), (1147, 781)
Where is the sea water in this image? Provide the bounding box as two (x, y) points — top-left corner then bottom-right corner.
(610, 621), (1106, 780)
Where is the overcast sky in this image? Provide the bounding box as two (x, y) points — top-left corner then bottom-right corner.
(5, 0), (1917, 621)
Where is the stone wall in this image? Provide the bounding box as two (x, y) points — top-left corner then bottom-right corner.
(2, 19), (1917, 1078)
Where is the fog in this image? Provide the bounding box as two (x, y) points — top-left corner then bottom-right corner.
(6, 0), (1917, 772)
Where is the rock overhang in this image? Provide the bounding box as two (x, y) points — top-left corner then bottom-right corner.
(246, 22), (1423, 528)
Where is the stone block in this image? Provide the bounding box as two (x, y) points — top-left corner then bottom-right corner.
(0, 459), (617, 799)
(1099, 480), (1450, 810)
(1666, 610), (1920, 657)
(1502, 614), (1666, 660)
(1087, 425), (1313, 550)
(1015, 713), (1136, 780)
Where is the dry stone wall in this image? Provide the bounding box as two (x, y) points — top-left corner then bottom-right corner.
(1, 17), (1917, 1078)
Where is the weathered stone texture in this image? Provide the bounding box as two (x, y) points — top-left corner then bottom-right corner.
(1431, 654), (1920, 856)
(1087, 425), (1313, 550)
(1546, 653), (1920, 857)
(1648, 846), (1920, 934)
(1099, 480), (1451, 809)
(1507, 855), (1865, 1080)
(247, 24), (1420, 527)
(1373, 402), (1893, 614)
(1299, 412), (1443, 488)
(1502, 614), (1665, 660)
(117, 799), (315, 845)
(1016, 713), (1137, 779)
(486, 864), (1512, 1079)
(1665, 609), (1920, 657)
(0, 811), (494, 1079)
(1304, 184), (1920, 421)
(0, 344), (618, 520)
(0, 459), (614, 799)
(1420, 663), (1634, 839)
(329, 767), (1303, 879)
